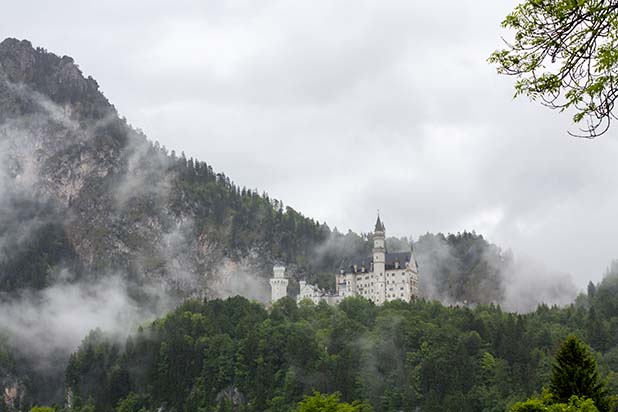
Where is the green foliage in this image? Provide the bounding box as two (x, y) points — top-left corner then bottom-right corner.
(29, 407), (56, 412)
(63, 295), (618, 412)
(115, 392), (149, 412)
(489, 0), (618, 137)
(549, 336), (608, 410)
(510, 395), (599, 412)
(296, 392), (371, 412)
(415, 231), (508, 304)
(509, 335), (610, 411)
(170, 154), (330, 267)
(0, 218), (79, 291)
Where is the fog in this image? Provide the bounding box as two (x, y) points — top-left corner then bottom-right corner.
(0, 274), (172, 371)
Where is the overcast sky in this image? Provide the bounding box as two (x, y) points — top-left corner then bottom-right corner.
(3, 0), (618, 289)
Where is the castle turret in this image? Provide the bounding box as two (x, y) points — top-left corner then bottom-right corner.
(373, 215), (385, 249)
(270, 265), (288, 303)
(373, 215), (386, 303)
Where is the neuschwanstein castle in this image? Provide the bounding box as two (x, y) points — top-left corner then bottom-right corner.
(270, 215), (420, 305)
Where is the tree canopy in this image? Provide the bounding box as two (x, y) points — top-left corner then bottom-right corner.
(549, 336), (608, 410)
(489, 0), (618, 137)
(296, 392), (371, 412)
(58, 284), (618, 412)
(508, 335), (611, 412)
(510, 394), (599, 412)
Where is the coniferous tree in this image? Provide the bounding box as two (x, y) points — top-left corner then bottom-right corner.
(549, 336), (608, 411)
(587, 281), (596, 301)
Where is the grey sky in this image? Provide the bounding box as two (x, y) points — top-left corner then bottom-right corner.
(3, 0), (617, 289)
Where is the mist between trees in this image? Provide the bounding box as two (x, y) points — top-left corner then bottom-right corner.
(60, 275), (618, 412)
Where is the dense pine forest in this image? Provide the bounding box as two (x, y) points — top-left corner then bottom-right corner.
(45, 261), (618, 412)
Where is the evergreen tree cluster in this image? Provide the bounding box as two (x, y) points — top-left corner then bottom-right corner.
(166, 149), (329, 266)
(415, 231), (508, 304)
(59, 278), (618, 412)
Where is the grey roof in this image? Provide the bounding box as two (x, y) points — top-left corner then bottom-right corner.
(341, 251), (412, 273)
(385, 252), (412, 267)
(343, 256), (373, 271)
(374, 215), (385, 232)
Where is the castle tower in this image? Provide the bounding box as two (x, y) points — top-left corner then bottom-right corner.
(373, 215), (386, 303)
(270, 265), (288, 303)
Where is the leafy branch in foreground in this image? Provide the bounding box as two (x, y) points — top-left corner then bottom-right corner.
(489, 0), (618, 137)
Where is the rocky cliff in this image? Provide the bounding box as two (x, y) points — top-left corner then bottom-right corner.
(0, 38), (328, 299)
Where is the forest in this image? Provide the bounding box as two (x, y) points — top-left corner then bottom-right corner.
(5, 258), (613, 412)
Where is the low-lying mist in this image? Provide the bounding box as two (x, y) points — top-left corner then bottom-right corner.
(0, 273), (173, 371)
(412, 232), (578, 312)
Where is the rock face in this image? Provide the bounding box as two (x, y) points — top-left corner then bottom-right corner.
(0, 38), (111, 120)
(1, 379), (25, 412)
(0, 38), (300, 303)
(0, 38), (215, 293)
(0, 35), (334, 293)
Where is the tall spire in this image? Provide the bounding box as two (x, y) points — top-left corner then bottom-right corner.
(374, 213), (385, 232)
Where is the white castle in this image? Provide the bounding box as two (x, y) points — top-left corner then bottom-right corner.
(270, 215), (419, 305)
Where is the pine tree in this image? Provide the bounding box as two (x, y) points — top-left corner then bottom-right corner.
(587, 281), (596, 300)
(549, 336), (608, 411)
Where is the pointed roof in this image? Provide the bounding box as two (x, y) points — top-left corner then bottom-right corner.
(374, 214), (385, 232)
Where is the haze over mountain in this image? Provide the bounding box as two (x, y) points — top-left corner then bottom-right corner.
(2, 1), (617, 290)
(0, 36), (579, 308)
(0, 37), (605, 409)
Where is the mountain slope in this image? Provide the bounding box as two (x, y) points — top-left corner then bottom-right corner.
(0, 38), (573, 307)
(0, 38), (343, 407)
(0, 38), (582, 409)
(0, 38), (332, 297)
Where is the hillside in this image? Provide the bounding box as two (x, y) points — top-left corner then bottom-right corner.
(0, 37), (333, 296)
(63, 268), (618, 412)
(0, 37), (336, 406)
(0, 38), (584, 408)
(0, 38), (559, 307)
